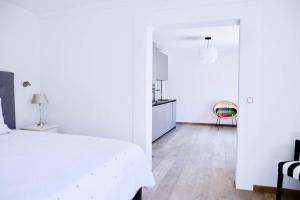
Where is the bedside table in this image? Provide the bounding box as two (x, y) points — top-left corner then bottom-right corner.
(21, 124), (59, 133)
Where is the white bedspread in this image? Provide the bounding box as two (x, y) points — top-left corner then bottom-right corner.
(0, 130), (155, 200)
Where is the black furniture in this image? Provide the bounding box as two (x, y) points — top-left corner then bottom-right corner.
(132, 188), (142, 200)
(0, 71), (16, 129)
(276, 140), (300, 200)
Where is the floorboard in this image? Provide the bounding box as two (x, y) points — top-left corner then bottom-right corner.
(143, 124), (294, 200)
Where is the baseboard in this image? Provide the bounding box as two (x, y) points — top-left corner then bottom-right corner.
(176, 122), (237, 128)
(253, 185), (300, 197)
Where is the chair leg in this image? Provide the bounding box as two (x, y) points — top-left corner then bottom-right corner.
(218, 118), (221, 131)
(216, 117), (220, 129)
(276, 172), (283, 200)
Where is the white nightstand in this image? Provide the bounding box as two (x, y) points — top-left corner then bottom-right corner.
(21, 124), (59, 133)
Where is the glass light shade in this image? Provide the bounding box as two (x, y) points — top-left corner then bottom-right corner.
(199, 46), (218, 64)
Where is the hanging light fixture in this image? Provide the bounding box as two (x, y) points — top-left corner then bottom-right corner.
(199, 36), (218, 64)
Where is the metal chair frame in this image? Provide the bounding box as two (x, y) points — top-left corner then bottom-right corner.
(215, 114), (238, 130)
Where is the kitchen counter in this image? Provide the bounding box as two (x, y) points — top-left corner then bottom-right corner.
(152, 99), (176, 107)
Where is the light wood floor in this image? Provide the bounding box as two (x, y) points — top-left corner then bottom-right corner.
(143, 124), (293, 200)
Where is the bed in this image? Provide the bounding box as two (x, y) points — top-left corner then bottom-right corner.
(0, 71), (155, 200)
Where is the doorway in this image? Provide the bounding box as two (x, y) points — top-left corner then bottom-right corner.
(148, 21), (241, 195)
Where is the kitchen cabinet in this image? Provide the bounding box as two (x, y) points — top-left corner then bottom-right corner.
(153, 44), (168, 82)
(171, 101), (176, 128)
(152, 100), (176, 142)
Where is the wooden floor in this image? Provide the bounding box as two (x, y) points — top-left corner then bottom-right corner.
(143, 124), (293, 200)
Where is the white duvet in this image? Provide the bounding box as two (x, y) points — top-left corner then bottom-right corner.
(0, 130), (155, 200)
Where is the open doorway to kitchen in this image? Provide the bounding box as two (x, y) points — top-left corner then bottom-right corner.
(146, 21), (241, 199)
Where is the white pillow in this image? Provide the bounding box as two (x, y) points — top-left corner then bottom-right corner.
(0, 98), (11, 135)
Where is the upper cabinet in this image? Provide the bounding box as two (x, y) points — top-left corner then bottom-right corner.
(153, 43), (168, 81)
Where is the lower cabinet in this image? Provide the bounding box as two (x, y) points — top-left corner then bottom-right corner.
(152, 102), (176, 142)
(171, 101), (176, 128)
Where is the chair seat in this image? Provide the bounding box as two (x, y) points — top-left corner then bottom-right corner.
(279, 161), (300, 180)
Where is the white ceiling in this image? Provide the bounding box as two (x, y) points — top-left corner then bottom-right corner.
(2, 0), (252, 14)
(1, 0), (127, 14)
(2, 0), (239, 52)
(153, 25), (239, 55)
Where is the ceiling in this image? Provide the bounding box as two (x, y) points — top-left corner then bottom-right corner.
(2, 0), (239, 53)
(1, 0), (127, 14)
(153, 25), (239, 55)
(2, 0), (252, 15)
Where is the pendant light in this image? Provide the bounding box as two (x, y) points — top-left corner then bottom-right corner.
(199, 36), (218, 64)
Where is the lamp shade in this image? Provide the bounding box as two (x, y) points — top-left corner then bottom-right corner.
(199, 46), (218, 64)
(31, 94), (48, 104)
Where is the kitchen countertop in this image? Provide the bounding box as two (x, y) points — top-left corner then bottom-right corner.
(152, 99), (176, 107)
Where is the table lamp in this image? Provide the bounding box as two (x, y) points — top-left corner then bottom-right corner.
(31, 93), (48, 126)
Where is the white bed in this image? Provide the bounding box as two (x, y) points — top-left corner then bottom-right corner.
(0, 130), (155, 200)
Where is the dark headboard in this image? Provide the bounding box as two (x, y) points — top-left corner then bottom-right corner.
(0, 71), (16, 129)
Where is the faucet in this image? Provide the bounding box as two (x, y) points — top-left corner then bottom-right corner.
(158, 80), (163, 101)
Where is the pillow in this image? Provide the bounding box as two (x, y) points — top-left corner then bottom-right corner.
(0, 98), (11, 134)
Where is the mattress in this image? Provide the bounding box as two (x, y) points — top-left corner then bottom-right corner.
(0, 130), (155, 200)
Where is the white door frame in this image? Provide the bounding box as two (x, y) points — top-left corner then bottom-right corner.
(133, 2), (259, 190)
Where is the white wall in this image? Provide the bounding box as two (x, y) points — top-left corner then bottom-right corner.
(38, 0), (300, 190)
(0, 1), (40, 128)
(166, 50), (239, 124)
(132, 0), (300, 191)
(254, 0), (300, 188)
(5, 0), (300, 191)
(39, 6), (134, 141)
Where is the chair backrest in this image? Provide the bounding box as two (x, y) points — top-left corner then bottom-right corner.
(213, 101), (238, 117)
(216, 108), (237, 118)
